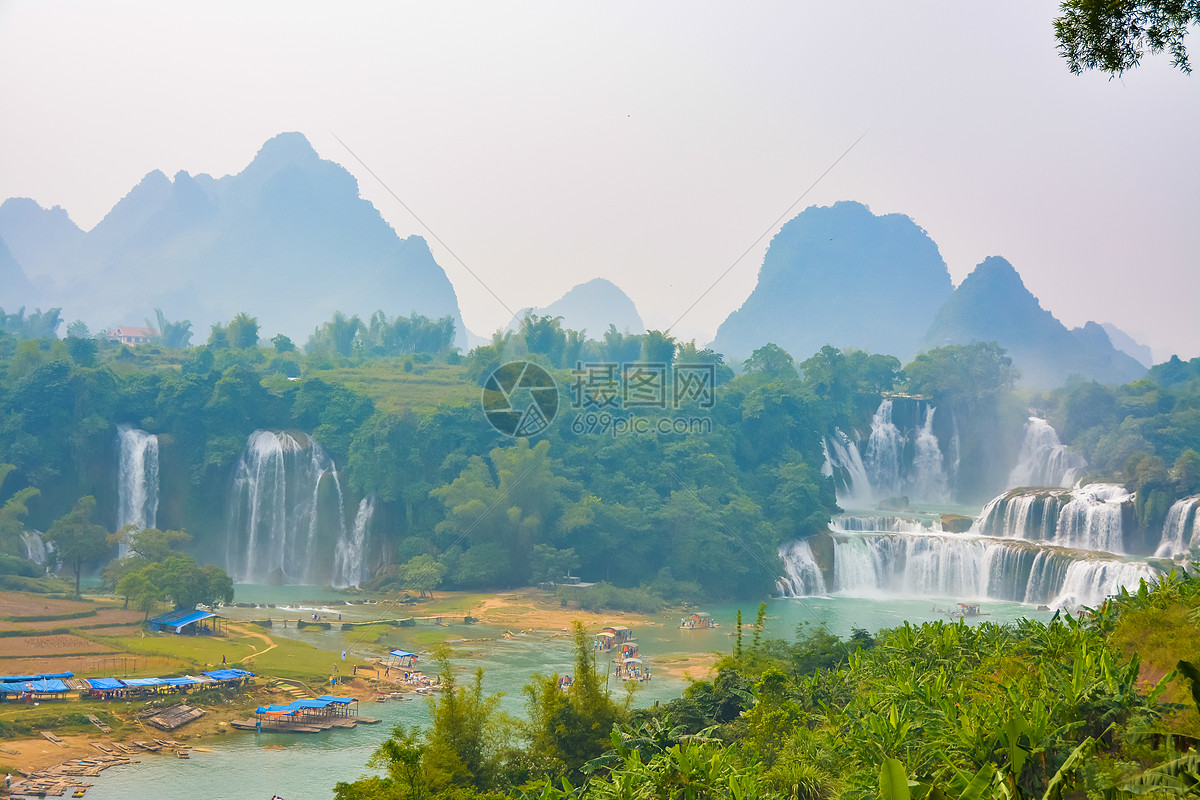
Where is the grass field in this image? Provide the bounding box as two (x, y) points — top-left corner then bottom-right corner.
(314, 360), (476, 413)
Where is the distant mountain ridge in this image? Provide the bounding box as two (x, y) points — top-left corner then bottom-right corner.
(711, 201), (954, 363)
(1100, 322), (1154, 368)
(507, 277), (644, 336)
(0, 132), (466, 346)
(921, 256), (1145, 387)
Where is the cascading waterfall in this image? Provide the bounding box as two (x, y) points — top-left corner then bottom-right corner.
(827, 399), (953, 507)
(332, 496), (376, 588)
(1008, 416), (1087, 489)
(778, 512), (1160, 610)
(776, 540), (826, 596)
(975, 489), (1072, 542)
(21, 530), (47, 565)
(974, 484), (1130, 554)
(224, 431), (347, 584)
(116, 426), (159, 555)
(825, 428), (871, 507)
(1155, 496), (1200, 557)
(836, 516), (940, 533)
(864, 399), (904, 499)
(909, 407), (949, 503)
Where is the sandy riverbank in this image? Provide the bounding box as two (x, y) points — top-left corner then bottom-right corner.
(464, 589), (667, 633)
(0, 587), (719, 787)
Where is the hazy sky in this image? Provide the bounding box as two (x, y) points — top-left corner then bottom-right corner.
(2, 1), (1197, 359)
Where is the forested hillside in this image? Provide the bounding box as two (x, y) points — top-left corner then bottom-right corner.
(1, 308), (1197, 602)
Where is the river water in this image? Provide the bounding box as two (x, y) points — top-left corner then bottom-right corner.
(80, 589), (1049, 800)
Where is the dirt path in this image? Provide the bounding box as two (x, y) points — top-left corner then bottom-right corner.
(227, 624), (276, 661)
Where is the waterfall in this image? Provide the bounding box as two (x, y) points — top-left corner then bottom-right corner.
(224, 431), (347, 584)
(333, 496), (375, 588)
(1155, 496), (1200, 557)
(975, 484), (1130, 554)
(116, 426), (159, 555)
(1054, 484), (1130, 554)
(864, 399), (904, 499)
(777, 521), (1160, 610)
(21, 530), (47, 564)
(826, 429), (871, 507)
(909, 407), (949, 503)
(830, 399), (953, 507)
(1008, 416), (1087, 489)
(834, 516), (939, 533)
(776, 540), (826, 596)
(975, 489), (1072, 541)
(1050, 559), (1159, 610)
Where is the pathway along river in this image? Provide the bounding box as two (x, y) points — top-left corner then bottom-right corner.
(81, 588), (1050, 800)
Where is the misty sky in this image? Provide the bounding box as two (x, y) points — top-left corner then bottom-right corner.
(1, 2), (1197, 359)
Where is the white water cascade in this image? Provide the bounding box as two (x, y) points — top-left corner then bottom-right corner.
(826, 399), (952, 507)
(332, 496), (376, 588)
(975, 483), (1132, 554)
(1008, 417), (1087, 489)
(1155, 496), (1200, 558)
(224, 431), (347, 584)
(116, 426), (159, 555)
(825, 429), (872, 507)
(778, 515), (1160, 611)
(864, 399), (905, 499)
(776, 539), (826, 596)
(21, 530), (47, 565)
(910, 407), (949, 504)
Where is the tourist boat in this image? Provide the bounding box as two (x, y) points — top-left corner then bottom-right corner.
(594, 626), (634, 652)
(680, 612), (717, 629)
(944, 602), (986, 618)
(613, 656), (650, 682)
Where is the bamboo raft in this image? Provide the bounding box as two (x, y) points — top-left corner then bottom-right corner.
(85, 713), (112, 733)
(145, 703), (205, 731)
(14, 753), (134, 797)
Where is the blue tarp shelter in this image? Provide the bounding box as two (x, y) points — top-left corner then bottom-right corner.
(121, 678), (165, 688)
(86, 678), (125, 690)
(203, 668), (254, 681)
(148, 608), (219, 634)
(0, 679), (68, 694)
(162, 676), (203, 686)
(0, 671), (73, 682)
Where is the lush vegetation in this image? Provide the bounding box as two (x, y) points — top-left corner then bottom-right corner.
(335, 573), (1200, 799)
(1, 309), (1197, 604)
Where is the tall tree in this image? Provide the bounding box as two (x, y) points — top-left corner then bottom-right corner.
(44, 496), (110, 596)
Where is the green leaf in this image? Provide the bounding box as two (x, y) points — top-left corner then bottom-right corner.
(880, 758), (911, 800)
(1177, 660), (1200, 713)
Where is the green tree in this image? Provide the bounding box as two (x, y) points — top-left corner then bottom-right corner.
(1171, 448), (1200, 495)
(421, 649), (508, 793)
(271, 333), (296, 353)
(151, 309), (193, 349)
(116, 570), (163, 619)
(640, 329), (677, 366)
(524, 621), (624, 777)
(66, 320), (90, 339)
(0, 464), (39, 556)
(226, 312), (260, 349)
(743, 343), (797, 380)
(1055, 0), (1200, 75)
(44, 496), (110, 596)
(398, 554), (447, 598)
(431, 439), (568, 588)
